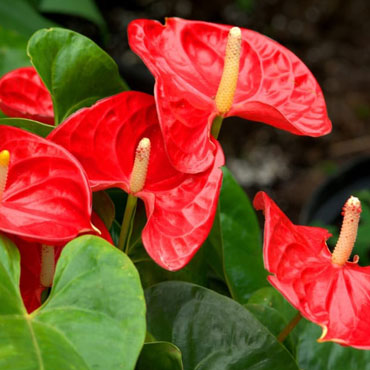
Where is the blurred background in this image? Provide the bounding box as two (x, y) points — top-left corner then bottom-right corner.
(1, 0), (370, 223)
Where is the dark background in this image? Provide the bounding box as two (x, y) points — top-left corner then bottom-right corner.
(57, 0), (370, 222)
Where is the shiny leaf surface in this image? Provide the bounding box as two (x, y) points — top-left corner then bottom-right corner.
(220, 167), (268, 302)
(146, 281), (299, 370)
(128, 18), (331, 173)
(28, 28), (127, 123)
(0, 67), (54, 124)
(0, 126), (92, 244)
(49, 91), (224, 270)
(0, 234), (146, 369)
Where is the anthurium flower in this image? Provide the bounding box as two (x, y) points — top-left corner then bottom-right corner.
(14, 212), (113, 313)
(128, 18), (332, 173)
(0, 67), (54, 124)
(48, 91), (224, 271)
(0, 125), (93, 245)
(254, 191), (370, 349)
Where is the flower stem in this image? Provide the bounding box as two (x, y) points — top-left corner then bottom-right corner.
(277, 312), (302, 343)
(211, 115), (224, 139)
(118, 193), (137, 253)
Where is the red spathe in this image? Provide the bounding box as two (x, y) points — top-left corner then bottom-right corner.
(128, 18), (332, 173)
(0, 67), (54, 125)
(49, 91), (224, 271)
(0, 126), (93, 245)
(254, 191), (370, 349)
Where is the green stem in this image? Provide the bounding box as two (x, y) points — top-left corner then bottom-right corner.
(118, 193), (137, 252)
(211, 115), (224, 139)
(277, 312), (302, 343)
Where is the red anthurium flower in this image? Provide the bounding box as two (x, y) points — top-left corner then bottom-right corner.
(0, 125), (93, 245)
(254, 191), (370, 349)
(0, 67), (54, 125)
(48, 91), (224, 271)
(128, 18), (332, 173)
(15, 212), (113, 313)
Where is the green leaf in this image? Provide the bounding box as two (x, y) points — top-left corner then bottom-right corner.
(27, 28), (128, 124)
(93, 190), (115, 229)
(0, 118), (53, 137)
(220, 167), (268, 302)
(297, 320), (370, 370)
(0, 27), (30, 77)
(39, 0), (106, 31)
(248, 286), (297, 323)
(245, 303), (296, 355)
(0, 234), (146, 369)
(136, 342), (184, 370)
(146, 281), (299, 370)
(0, 0), (55, 37)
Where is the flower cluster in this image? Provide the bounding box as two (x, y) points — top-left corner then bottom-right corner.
(0, 16), (335, 334)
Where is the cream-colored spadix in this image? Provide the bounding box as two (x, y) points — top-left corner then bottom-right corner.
(332, 196), (362, 266)
(0, 150), (10, 202)
(129, 138), (151, 194)
(215, 27), (242, 115)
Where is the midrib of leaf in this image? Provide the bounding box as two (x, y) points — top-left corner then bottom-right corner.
(25, 315), (44, 370)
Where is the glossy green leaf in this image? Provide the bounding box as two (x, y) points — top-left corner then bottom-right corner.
(248, 286), (297, 323)
(0, 234), (146, 369)
(93, 190), (115, 229)
(146, 281), (299, 370)
(0, 27), (30, 77)
(0, 0), (55, 37)
(297, 320), (370, 370)
(245, 303), (296, 355)
(0, 118), (53, 137)
(136, 342), (184, 370)
(27, 28), (128, 124)
(220, 167), (268, 302)
(39, 0), (106, 31)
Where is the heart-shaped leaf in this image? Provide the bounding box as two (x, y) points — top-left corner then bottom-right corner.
(146, 281), (299, 370)
(136, 342), (184, 370)
(0, 234), (146, 369)
(27, 27), (128, 124)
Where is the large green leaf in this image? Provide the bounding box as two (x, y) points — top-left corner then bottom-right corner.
(146, 281), (299, 370)
(0, 118), (53, 137)
(0, 0), (55, 37)
(39, 0), (106, 31)
(27, 28), (128, 124)
(0, 234), (146, 369)
(136, 342), (184, 370)
(0, 27), (30, 77)
(297, 320), (370, 370)
(219, 167), (268, 302)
